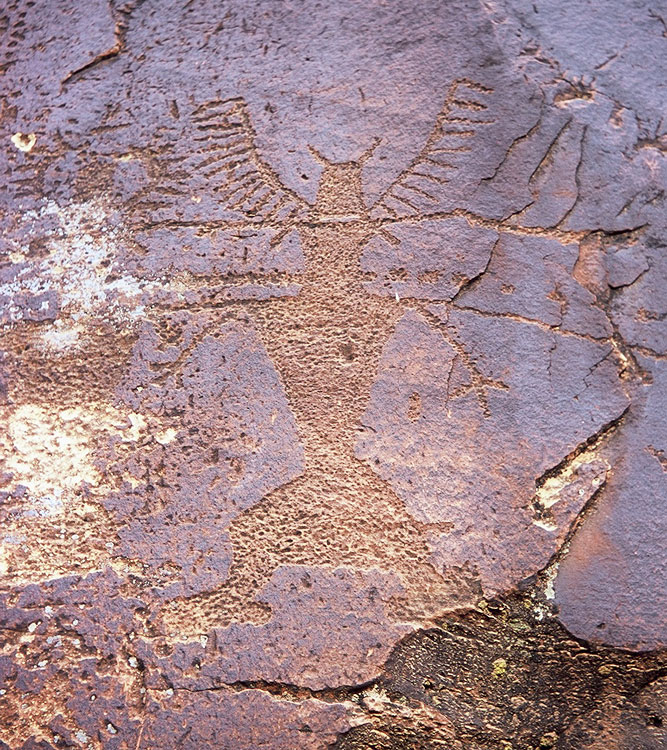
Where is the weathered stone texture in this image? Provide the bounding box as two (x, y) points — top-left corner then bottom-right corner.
(0, 0), (665, 747)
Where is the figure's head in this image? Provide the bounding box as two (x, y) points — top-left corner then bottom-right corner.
(308, 140), (380, 218)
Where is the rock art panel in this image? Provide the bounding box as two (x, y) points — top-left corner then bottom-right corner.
(454, 233), (612, 338)
(1, 0), (665, 747)
(360, 218), (498, 301)
(608, 241), (667, 356)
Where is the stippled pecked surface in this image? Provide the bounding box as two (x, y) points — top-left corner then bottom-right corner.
(0, 1), (665, 748)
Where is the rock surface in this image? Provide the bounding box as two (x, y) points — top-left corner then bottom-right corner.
(0, 0), (665, 747)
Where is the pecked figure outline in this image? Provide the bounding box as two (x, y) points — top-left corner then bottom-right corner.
(0, 79), (510, 621)
(115, 79), (515, 613)
(103, 76), (628, 625)
(0, 78), (627, 628)
(127, 78), (507, 419)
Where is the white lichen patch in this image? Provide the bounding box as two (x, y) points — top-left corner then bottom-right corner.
(1, 199), (159, 348)
(530, 557), (562, 621)
(11, 132), (37, 153)
(532, 455), (608, 532)
(155, 427), (178, 445)
(38, 320), (86, 351)
(360, 686), (393, 713)
(4, 404), (103, 496)
(0, 402), (149, 513)
(543, 561), (559, 600)
(0, 399), (164, 584)
(0, 548), (8, 576)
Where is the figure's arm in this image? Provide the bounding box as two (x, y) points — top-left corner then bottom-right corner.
(372, 80), (495, 218)
(131, 96), (308, 229)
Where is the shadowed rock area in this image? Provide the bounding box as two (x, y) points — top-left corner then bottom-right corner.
(0, 0), (665, 747)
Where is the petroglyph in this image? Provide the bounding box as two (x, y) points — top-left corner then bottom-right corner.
(0, 81), (634, 631)
(1, 1), (665, 746)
